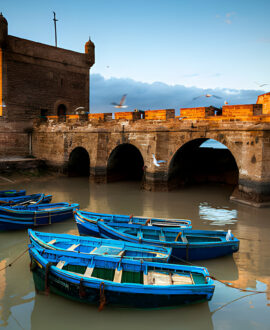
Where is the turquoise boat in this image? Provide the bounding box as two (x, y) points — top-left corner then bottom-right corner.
(0, 203), (79, 230)
(74, 210), (192, 237)
(29, 244), (215, 308)
(97, 221), (240, 261)
(28, 229), (172, 262)
(0, 193), (52, 206)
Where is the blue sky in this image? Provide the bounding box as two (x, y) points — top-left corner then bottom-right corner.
(1, 0), (270, 112)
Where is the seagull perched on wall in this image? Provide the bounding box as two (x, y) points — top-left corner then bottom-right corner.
(152, 154), (166, 167)
(193, 94), (222, 100)
(111, 94), (128, 108)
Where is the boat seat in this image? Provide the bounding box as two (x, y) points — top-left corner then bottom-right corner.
(117, 250), (125, 257)
(113, 269), (122, 283)
(171, 273), (193, 285)
(48, 239), (56, 245)
(89, 247), (98, 254)
(84, 266), (94, 278)
(147, 271), (193, 285)
(56, 260), (66, 269)
(67, 244), (79, 251)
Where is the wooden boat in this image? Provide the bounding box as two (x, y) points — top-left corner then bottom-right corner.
(0, 189), (26, 197)
(29, 244), (215, 308)
(97, 221), (240, 261)
(74, 210), (192, 237)
(0, 193), (52, 206)
(28, 229), (172, 262)
(0, 203), (79, 230)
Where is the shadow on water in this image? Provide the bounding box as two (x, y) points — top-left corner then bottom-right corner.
(31, 294), (213, 330)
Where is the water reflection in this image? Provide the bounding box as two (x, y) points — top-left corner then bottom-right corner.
(199, 202), (237, 225)
(0, 178), (269, 328)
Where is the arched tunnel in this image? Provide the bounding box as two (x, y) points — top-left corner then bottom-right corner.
(107, 144), (144, 182)
(68, 147), (90, 177)
(168, 138), (239, 189)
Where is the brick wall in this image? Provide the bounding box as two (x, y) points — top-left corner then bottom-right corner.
(257, 93), (270, 114)
(144, 109), (175, 120)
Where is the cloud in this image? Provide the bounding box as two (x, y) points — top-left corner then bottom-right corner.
(90, 74), (264, 114)
(216, 12), (236, 25)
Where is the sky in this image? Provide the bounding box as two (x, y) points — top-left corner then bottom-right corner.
(1, 0), (270, 113)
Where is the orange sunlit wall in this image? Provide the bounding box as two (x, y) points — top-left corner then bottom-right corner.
(0, 49), (2, 116)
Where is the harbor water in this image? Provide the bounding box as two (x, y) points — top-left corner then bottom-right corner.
(0, 177), (270, 329)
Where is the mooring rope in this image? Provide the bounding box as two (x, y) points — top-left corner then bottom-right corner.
(0, 247), (29, 272)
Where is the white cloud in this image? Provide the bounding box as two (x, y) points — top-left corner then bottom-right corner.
(90, 74), (264, 114)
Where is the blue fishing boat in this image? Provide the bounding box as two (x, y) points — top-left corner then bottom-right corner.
(74, 210), (192, 237)
(29, 244), (215, 308)
(97, 221), (240, 261)
(0, 193), (52, 206)
(0, 189), (26, 197)
(0, 203), (79, 230)
(28, 229), (172, 262)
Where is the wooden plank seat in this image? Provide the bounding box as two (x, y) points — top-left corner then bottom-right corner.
(56, 260), (66, 269)
(67, 244), (79, 251)
(147, 271), (193, 285)
(84, 266), (94, 278)
(48, 239), (57, 245)
(113, 268), (123, 283)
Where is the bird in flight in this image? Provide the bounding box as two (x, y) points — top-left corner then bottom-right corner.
(111, 94), (128, 108)
(152, 154), (166, 167)
(193, 94), (222, 100)
(255, 82), (269, 88)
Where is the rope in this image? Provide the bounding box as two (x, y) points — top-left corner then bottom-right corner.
(0, 247), (29, 272)
(172, 255), (270, 294)
(99, 282), (106, 311)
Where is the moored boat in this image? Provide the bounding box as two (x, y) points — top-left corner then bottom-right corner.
(29, 244), (215, 308)
(28, 229), (172, 262)
(0, 189), (26, 197)
(74, 210), (192, 237)
(97, 221), (240, 261)
(0, 203), (79, 230)
(0, 193), (52, 206)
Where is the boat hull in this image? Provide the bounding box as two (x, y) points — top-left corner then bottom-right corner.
(29, 248), (214, 308)
(98, 223), (240, 261)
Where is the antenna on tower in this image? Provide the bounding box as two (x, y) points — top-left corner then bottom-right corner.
(53, 11), (58, 47)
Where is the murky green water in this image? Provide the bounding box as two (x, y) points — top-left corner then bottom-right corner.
(0, 177), (270, 329)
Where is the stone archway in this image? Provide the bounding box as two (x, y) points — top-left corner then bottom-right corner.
(57, 104), (67, 116)
(107, 143), (144, 182)
(68, 147), (90, 177)
(168, 138), (239, 190)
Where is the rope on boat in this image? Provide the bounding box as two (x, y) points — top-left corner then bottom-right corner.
(99, 282), (106, 311)
(45, 262), (52, 295)
(79, 278), (86, 299)
(172, 255), (269, 294)
(0, 247), (29, 272)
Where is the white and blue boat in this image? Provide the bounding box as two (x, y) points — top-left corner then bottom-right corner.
(0, 203), (79, 230)
(28, 229), (172, 262)
(29, 244), (215, 308)
(74, 210), (192, 237)
(97, 221), (240, 261)
(0, 193), (52, 206)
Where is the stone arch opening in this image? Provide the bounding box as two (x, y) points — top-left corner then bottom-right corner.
(68, 147), (90, 177)
(57, 104), (67, 116)
(168, 138), (239, 189)
(107, 144), (144, 182)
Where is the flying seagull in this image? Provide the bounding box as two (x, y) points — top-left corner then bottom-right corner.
(152, 154), (166, 167)
(193, 94), (222, 100)
(111, 94), (128, 108)
(255, 82), (269, 88)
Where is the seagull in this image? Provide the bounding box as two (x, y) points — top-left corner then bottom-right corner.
(152, 154), (166, 167)
(193, 94), (222, 100)
(226, 229), (232, 241)
(74, 106), (85, 114)
(111, 94), (128, 108)
(224, 100), (229, 105)
(255, 82), (269, 88)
